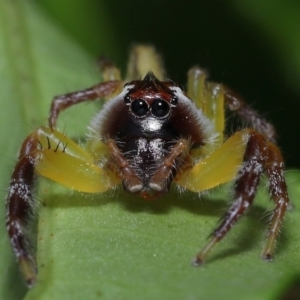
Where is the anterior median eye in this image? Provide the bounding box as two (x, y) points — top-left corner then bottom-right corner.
(131, 99), (149, 117)
(151, 99), (170, 117)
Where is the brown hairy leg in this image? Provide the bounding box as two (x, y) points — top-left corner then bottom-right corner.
(225, 89), (276, 143)
(193, 130), (289, 265)
(49, 80), (123, 127)
(6, 134), (40, 287)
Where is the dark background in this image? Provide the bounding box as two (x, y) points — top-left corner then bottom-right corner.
(37, 0), (300, 168)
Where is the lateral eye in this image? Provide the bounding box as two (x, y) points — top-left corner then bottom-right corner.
(131, 99), (149, 117)
(124, 95), (131, 104)
(171, 96), (178, 106)
(151, 99), (170, 118)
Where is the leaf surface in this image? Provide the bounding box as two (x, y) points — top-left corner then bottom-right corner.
(0, 1), (299, 300)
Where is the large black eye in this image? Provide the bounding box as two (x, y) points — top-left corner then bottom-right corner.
(131, 99), (149, 117)
(151, 99), (170, 118)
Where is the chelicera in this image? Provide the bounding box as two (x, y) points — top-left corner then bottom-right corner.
(6, 45), (290, 287)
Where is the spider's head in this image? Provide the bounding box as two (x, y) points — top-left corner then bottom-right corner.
(123, 72), (179, 119)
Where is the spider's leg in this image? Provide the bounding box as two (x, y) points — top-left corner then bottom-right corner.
(49, 80), (124, 127)
(6, 135), (38, 287)
(6, 127), (113, 287)
(188, 129), (289, 264)
(97, 56), (121, 82)
(192, 130), (265, 264)
(126, 45), (165, 81)
(187, 67), (225, 146)
(224, 89), (276, 143)
(262, 141), (289, 260)
(187, 66), (276, 143)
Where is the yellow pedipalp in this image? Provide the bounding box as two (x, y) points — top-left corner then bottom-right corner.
(176, 130), (249, 192)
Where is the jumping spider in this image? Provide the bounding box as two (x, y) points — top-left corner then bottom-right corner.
(6, 45), (289, 287)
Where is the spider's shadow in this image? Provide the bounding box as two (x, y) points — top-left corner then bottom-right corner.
(116, 186), (288, 262)
(41, 183), (288, 263)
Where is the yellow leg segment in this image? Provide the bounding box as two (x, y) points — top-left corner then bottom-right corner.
(34, 127), (114, 193)
(100, 61), (122, 82)
(176, 129), (249, 192)
(126, 45), (165, 81)
(187, 67), (225, 145)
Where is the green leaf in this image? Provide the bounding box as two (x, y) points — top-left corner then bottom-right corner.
(1, 1), (300, 300)
(23, 172), (300, 300)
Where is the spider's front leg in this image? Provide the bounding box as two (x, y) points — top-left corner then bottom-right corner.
(49, 80), (124, 127)
(6, 134), (38, 287)
(177, 128), (289, 264)
(6, 127), (112, 287)
(192, 129), (289, 264)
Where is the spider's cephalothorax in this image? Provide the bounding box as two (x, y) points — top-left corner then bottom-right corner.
(91, 71), (210, 197)
(6, 45), (290, 288)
